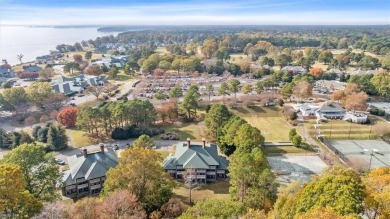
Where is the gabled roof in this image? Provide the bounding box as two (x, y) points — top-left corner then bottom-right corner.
(163, 142), (229, 170)
(24, 65), (42, 72)
(63, 148), (118, 185)
(317, 101), (345, 113)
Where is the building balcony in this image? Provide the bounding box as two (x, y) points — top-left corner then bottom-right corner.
(77, 183), (89, 189)
(91, 184), (101, 190)
(217, 170), (226, 174)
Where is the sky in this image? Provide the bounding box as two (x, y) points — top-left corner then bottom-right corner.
(1, 0), (389, 25)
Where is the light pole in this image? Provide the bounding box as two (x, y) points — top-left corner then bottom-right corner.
(363, 148), (379, 172)
(368, 125), (372, 140)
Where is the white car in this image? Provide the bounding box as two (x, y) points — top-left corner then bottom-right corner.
(54, 158), (65, 165)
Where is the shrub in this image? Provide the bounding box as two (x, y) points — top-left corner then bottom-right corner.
(292, 134), (302, 147)
(290, 120), (299, 126)
(111, 125), (163, 140)
(290, 112), (298, 120)
(378, 109), (385, 116)
(289, 128), (298, 141)
(369, 108), (378, 115)
(278, 99), (284, 106)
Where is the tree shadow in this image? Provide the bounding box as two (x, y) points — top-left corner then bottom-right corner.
(249, 105), (265, 113)
(234, 106), (249, 114)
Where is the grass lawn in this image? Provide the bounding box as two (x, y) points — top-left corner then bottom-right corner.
(112, 70), (132, 82)
(229, 106), (292, 142)
(158, 122), (204, 141)
(264, 144), (315, 156)
(173, 180), (230, 205)
(308, 120), (378, 140)
(66, 129), (94, 148)
(77, 99), (99, 108)
(63, 51), (103, 61)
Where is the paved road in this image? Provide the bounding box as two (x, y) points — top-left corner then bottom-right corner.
(0, 139), (180, 162)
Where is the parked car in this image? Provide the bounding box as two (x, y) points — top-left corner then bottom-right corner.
(113, 144), (119, 150)
(70, 103), (76, 106)
(54, 158), (65, 165)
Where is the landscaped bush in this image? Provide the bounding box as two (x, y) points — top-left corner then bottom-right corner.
(370, 108), (378, 115)
(98, 101), (108, 107)
(111, 125), (164, 140)
(290, 112), (298, 120)
(378, 109), (385, 116)
(278, 99), (284, 106)
(160, 132), (179, 140)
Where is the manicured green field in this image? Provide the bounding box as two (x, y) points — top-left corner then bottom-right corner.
(308, 120), (378, 140)
(229, 106), (292, 142)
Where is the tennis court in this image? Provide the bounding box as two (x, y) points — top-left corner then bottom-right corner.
(267, 155), (328, 184)
(327, 140), (390, 169)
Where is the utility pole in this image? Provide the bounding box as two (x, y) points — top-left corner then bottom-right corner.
(368, 125), (372, 140)
(348, 123), (352, 139)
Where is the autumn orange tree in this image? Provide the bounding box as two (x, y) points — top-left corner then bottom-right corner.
(102, 147), (174, 213)
(84, 65), (103, 76)
(363, 167), (390, 219)
(57, 107), (78, 128)
(331, 83), (368, 111)
(0, 164), (42, 218)
(309, 67), (324, 78)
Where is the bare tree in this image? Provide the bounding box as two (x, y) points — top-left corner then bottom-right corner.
(16, 54), (24, 64)
(183, 168), (202, 204)
(293, 81), (313, 102)
(373, 123), (390, 137)
(24, 116), (37, 126)
(42, 93), (70, 111)
(86, 84), (105, 99)
(348, 156), (370, 174)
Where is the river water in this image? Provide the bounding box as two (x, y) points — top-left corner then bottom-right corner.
(0, 26), (120, 65)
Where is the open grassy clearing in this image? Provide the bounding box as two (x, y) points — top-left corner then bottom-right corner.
(66, 129), (94, 148)
(172, 180), (230, 205)
(312, 62), (329, 70)
(113, 70), (132, 82)
(157, 122), (204, 141)
(63, 51), (104, 61)
(229, 106), (291, 142)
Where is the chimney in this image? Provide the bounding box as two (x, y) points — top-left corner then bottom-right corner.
(100, 144), (105, 154)
(83, 148), (88, 158)
(187, 138), (191, 148)
(202, 138), (206, 148)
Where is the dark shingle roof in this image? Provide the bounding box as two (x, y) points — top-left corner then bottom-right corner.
(63, 148), (118, 185)
(163, 142), (229, 170)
